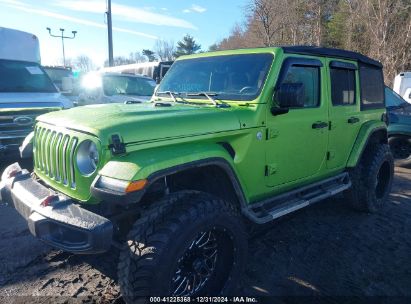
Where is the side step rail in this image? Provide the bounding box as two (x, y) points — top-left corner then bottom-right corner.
(243, 172), (351, 224)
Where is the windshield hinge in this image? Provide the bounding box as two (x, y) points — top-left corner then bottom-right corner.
(109, 134), (126, 155)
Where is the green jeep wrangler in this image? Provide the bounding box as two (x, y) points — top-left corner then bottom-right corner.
(0, 46), (394, 299)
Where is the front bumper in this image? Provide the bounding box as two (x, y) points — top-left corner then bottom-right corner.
(0, 163), (113, 254)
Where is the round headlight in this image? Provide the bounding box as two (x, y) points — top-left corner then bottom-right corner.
(76, 140), (99, 175)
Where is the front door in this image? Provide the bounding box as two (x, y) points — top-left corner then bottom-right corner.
(265, 56), (329, 187)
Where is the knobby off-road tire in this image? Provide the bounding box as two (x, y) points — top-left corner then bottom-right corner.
(389, 136), (411, 167)
(118, 191), (247, 303)
(345, 144), (394, 212)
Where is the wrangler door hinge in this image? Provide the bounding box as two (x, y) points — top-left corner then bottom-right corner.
(266, 127), (279, 140)
(265, 164), (277, 176)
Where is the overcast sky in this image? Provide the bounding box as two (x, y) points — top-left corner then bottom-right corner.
(0, 0), (248, 67)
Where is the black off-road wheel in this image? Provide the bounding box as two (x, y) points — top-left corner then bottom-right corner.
(345, 144), (394, 213)
(389, 136), (411, 167)
(118, 191), (247, 303)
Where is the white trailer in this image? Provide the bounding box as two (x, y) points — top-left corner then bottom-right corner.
(393, 72), (411, 104)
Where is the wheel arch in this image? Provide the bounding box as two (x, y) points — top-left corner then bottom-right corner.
(347, 121), (388, 168)
(97, 142), (249, 211)
(141, 158), (248, 212)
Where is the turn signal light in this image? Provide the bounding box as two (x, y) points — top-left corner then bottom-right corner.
(125, 179), (148, 193)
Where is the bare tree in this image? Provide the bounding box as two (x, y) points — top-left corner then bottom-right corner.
(154, 39), (176, 61)
(74, 55), (95, 72)
(129, 51), (147, 63)
(247, 0), (279, 46)
(350, 0), (411, 83)
(211, 0), (410, 85)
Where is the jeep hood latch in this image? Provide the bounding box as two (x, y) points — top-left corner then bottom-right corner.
(109, 134), (126, 155)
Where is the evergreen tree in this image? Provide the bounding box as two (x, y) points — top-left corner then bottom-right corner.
(174, 35), (201, 57)
(142, 49), (156, 62)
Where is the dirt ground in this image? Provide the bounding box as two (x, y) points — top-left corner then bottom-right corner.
(1, 158), (411, 303)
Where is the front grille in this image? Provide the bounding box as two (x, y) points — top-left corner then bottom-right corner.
(0, 109), (53, 138)
(34, 126), (78, 188)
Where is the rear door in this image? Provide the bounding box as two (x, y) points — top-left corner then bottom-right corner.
(326, 59), (361, 169)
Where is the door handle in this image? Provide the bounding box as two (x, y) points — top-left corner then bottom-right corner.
(312, 121), (329, 129)
(347, 117), (360, 124)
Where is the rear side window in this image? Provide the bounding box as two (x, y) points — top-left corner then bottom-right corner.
(330, 67), (356, 106)
(359, 64), (384, 109)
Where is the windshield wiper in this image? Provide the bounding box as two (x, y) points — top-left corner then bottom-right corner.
(186, 92), (230, 108)
(156, 91), (179, 102)
(187, 92), (217, 106)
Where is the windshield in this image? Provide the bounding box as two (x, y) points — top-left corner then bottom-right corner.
(157, 53), (273, 101)
(43, 67), (72, 82)
(103, 75), (156, 96)
(385, 86), (408, 107)
(0, 60), (57, 93)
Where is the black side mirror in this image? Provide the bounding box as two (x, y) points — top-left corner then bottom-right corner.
(271, 107), (289, 116)
(275, 82), (305, 108)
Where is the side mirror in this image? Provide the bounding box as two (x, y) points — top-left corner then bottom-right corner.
(275, 83), (305, 108)
(62, 77), (74, 92)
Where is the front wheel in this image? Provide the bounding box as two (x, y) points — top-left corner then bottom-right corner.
(118, 192), (247, 302)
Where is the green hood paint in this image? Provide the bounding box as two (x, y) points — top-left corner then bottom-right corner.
(37, 103), (248, 146)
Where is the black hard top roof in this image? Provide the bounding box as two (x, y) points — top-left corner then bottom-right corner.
(281, 46), (382, 68)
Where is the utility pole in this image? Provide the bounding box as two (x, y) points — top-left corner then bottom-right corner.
(46, 27), (77, 67)
(106, 0), (114, 67)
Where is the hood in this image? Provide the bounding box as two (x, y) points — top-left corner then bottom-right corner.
(37, 103), (242, 145)
(387, 104), (411, 125)
(0, 92), (73, 109)
(105, 95), (151, 103)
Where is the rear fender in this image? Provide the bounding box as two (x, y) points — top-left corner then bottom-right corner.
(346, 120), (387, 168)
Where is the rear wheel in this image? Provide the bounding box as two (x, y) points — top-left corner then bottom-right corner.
(118, 191), (247, 303)
(345, 144), (394, 212)
(389, 136), (411, 167)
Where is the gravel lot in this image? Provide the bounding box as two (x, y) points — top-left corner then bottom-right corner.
(1, 158), (410, 303)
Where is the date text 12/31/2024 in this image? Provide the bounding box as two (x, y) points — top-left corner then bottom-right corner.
(149, 297), (259, 303)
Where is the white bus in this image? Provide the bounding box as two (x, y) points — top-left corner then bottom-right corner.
(101, 61), (173, 83)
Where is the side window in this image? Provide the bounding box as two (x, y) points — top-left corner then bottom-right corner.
(359, 64), (384, 109)
(276, 65), (320, 108)
(330, 67), (356, 106)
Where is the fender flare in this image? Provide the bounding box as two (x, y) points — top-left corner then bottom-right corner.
(96, 144), (249, 210)
(346, 123), (387, 168)
(144, 157), (248, 207)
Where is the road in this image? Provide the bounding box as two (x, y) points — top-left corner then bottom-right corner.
(1, 158), (410, 302)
